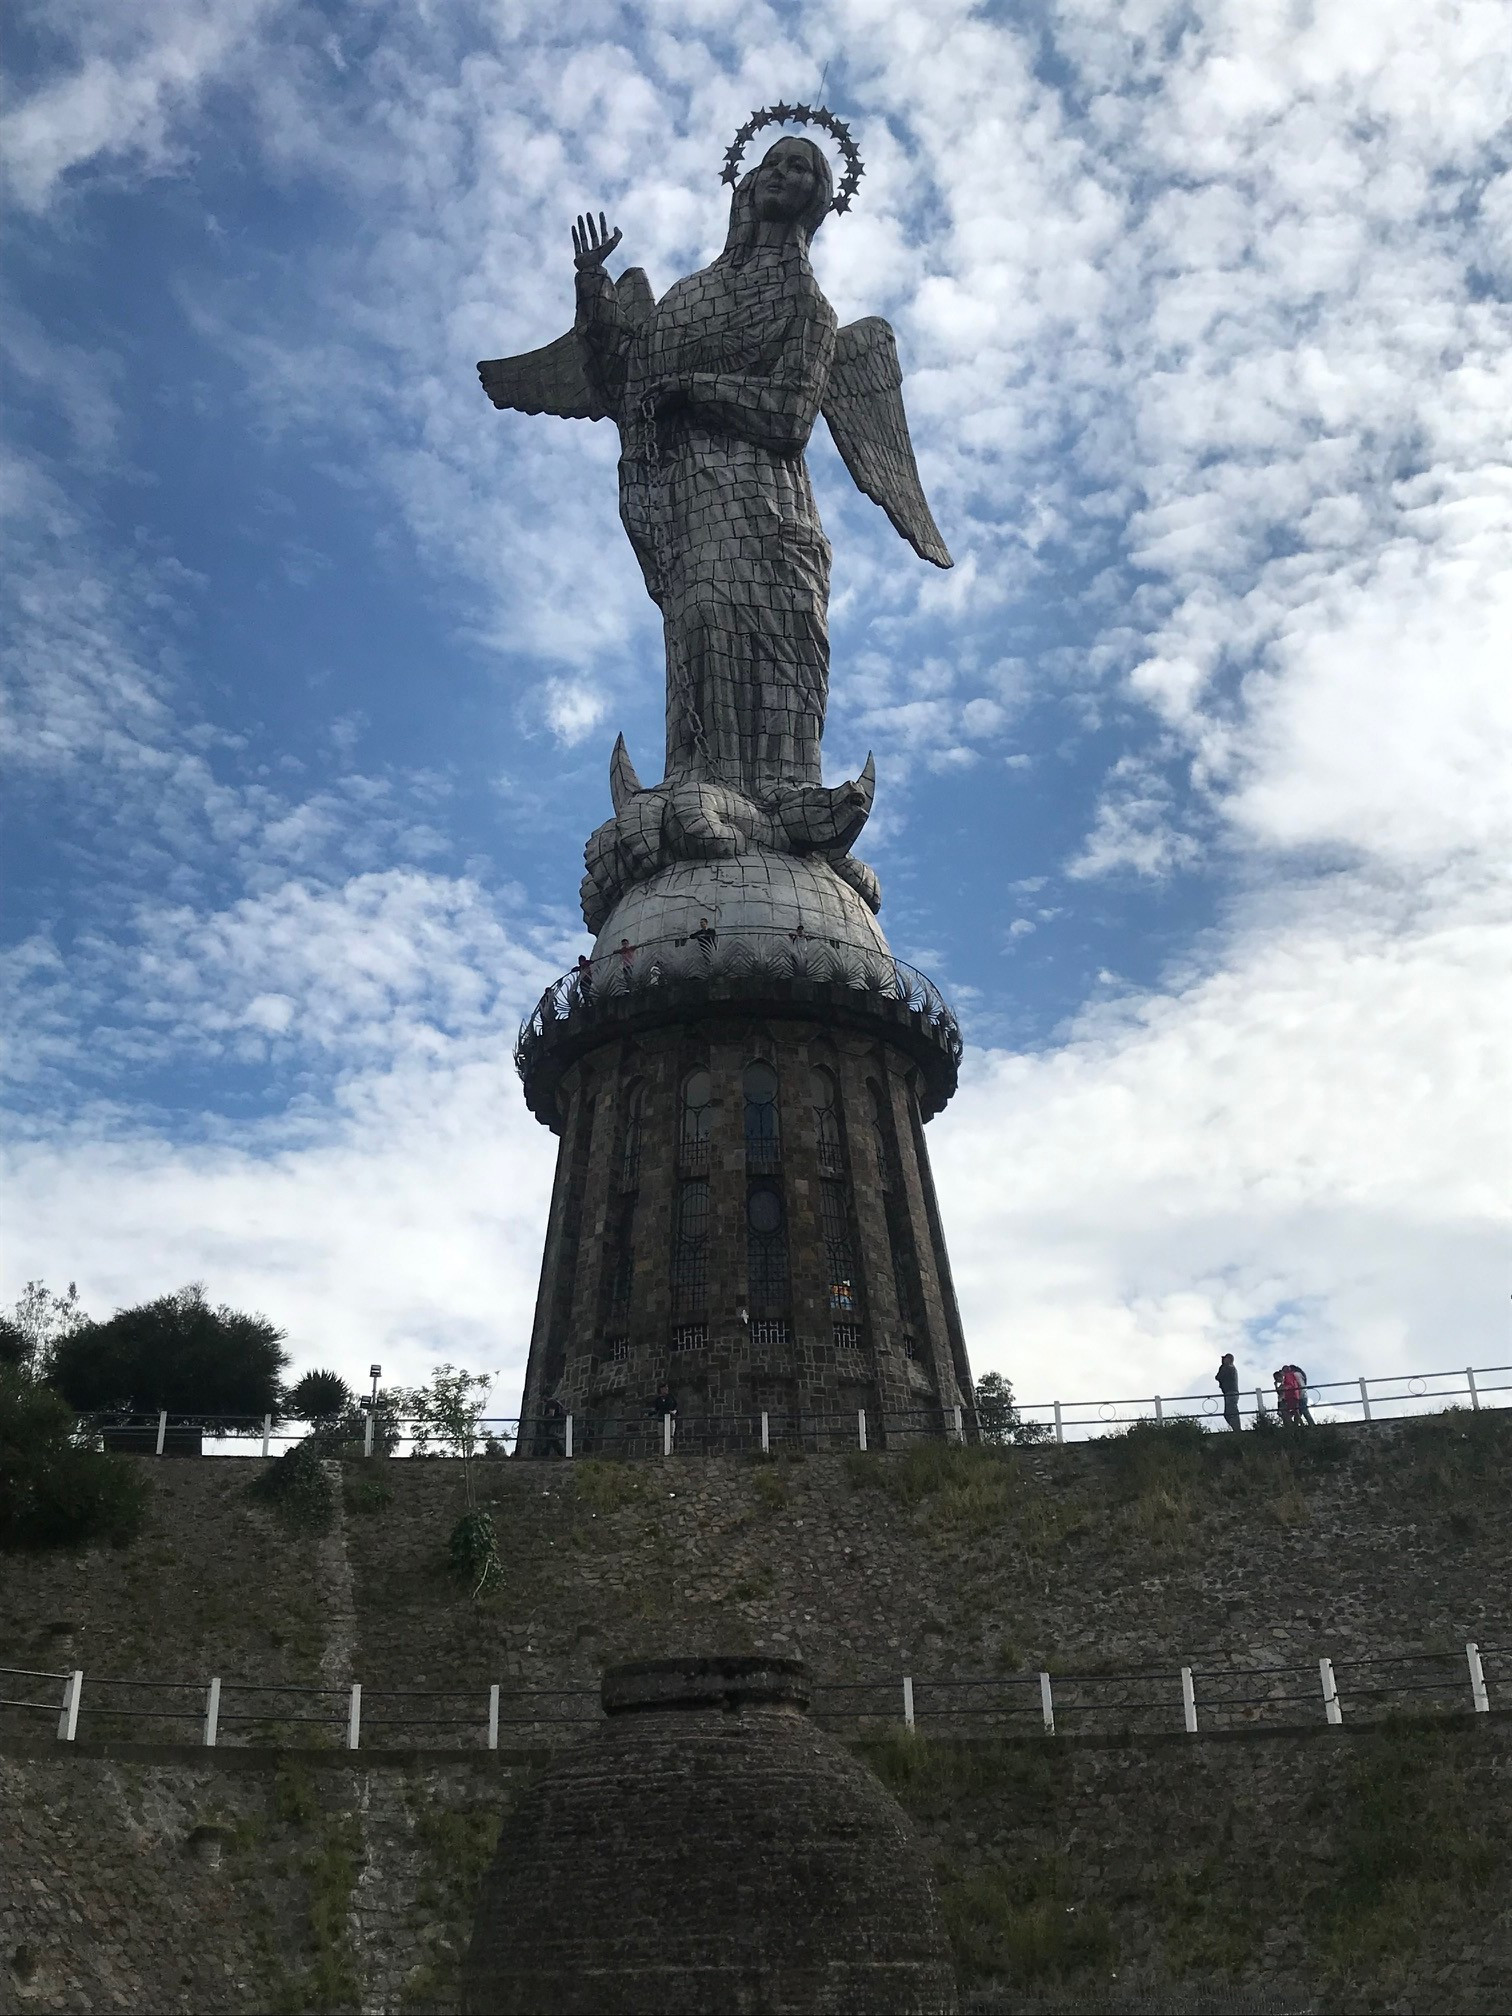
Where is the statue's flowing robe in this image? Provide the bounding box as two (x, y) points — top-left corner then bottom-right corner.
(576, 247), (838, 799)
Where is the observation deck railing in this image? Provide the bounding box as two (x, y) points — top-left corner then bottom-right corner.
(514, 925), (963, 1103)
(59, 1359), (1509, 1462)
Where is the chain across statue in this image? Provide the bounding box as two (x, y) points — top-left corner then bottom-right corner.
(478, 109), (951, 933)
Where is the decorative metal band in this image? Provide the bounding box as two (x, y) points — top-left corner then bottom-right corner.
(721, 103), (865, 214)
(513, 925), (963, 1128)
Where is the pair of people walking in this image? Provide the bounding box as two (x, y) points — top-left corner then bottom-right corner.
(1215, 1353), (1315, 1430)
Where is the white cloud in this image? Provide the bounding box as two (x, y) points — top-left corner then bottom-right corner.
(3, 0), (1509, 1421)
(940, 866), (1510, 1402)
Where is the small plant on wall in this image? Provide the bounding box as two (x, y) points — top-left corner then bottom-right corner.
(403, 1364), (502, 1597)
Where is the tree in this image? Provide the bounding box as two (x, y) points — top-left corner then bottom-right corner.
(287, 1369), (353, 1422)
(3, 1280), (87, 1379)
(48, 1283), (288, 1419)
(974, 1370), (1051, 1446)
(400, 1363), (502, 1596)
(0, 1367), (149, 1549)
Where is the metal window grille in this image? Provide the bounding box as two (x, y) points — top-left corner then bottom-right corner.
(606, 1197), (635, 1321)
(868, 1080), (898, 1193)
(670, 1323), (708, 1352)
(753, 1319), (791, 1347)
(821, 1180), (858, 1311)
(619, 1088), (644, 1191)
(833, 1324), (862, 1350)
(814, 1067), (846, 1176)
(747, 1180), (789, 1306)
(903, 1333), (919, 1361)
(607, 1335), (631, 1363)
(743, 1060), (781, 1170)
(672, 1179), (710, 1312)
(680, 1068), (712, 1172)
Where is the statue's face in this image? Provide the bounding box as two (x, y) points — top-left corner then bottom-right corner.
(752, 138), (821, 223)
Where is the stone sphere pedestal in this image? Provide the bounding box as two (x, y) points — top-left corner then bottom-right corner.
(459, 1654), (960, 2015)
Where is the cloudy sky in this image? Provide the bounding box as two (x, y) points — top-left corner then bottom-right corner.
(3, 0), (1508, 1423)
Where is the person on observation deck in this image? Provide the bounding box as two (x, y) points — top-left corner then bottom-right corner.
(1282, 1362), (1315, 1425)
(1216, 1352), (1242, 1432)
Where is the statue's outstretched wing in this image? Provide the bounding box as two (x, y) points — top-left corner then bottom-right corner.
(477, 331), (603, 420)
(821, 318), (952, 568)
(477, 267), (657, 421)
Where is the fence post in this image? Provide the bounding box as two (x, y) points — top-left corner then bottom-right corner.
(564, 1413), (574, 1460)
(1358, 1377), (1371, 1422)
(1053, 1401), (1063, 1445)
(261, 1414), (272, 1458)
(902, 1676), (915, 1731)
(1255, 1387), (1266, 1419)
(1180, 1666), (1197, 1734)
(1319, 1657), (1342, 1726)
(857, 1409), (867, 1452)
(1467, 1368), (1480, 1412)
(155, 1409), (168, 1457)
(760, 1411), (770, 1455)
(363, 1409), (375, 1459)
(953, 1404), (964, 1443)
(203, 1677), (221, 1748)
(663, 1412), (673, 1458)
(1467, 1643), (1489, 1714)
(1040, 1671), (1055, 1735)
(1155, 1395), (1164, 1423)
(488, 1683), (500, 1750)
(347, 1683), (362, 1751)
(57, 1670), (82, 1742)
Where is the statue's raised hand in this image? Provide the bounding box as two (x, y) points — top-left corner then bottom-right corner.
(572, 211), (622, 272)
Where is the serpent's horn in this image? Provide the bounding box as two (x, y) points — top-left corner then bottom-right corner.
(609, 733), (643, 815)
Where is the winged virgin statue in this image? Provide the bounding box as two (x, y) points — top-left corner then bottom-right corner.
(478, 112), (950, 931)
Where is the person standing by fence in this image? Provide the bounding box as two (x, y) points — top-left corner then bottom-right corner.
(1216, 1352), (1241, 1432)
(1284, 1363), (1315, 1425)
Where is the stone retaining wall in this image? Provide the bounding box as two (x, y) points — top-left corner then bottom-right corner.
(3, 1718), (1508, 2014)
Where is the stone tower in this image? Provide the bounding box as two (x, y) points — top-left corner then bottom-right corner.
(514, 835), (974, 1451)
(481, 107), (978, 1450)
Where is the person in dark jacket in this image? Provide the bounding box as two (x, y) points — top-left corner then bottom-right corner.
(1216, 1352), (1241, 1432)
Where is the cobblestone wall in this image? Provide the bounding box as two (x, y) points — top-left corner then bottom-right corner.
(3, 1719), (1508, 2014)
(4, 1414), (1505, 1716)
(2, 1413), (1509, 2011)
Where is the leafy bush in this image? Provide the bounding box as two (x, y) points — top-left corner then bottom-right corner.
(0, 1317), (29, 1368)
(448, 1508), (501, 1595)
(247, 1436), (335, 1534)
(0, 1368), (149, 1550)
(287, 1369), (353, 1422)
(49, 1283), (288, 1417)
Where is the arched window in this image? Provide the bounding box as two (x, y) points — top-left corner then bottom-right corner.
(813, 1066), (844, 1176)
(746, 1179), (789, 1308)
(743, 1059), (780, 1171)
(680, 1068), (712, 1170)
(870, 1077), (925, 1341)
(868, 1079), (897, 1192)
(820, 1179), (857, 1313)
(620, 1083), (644, 1192)
(671, 1178), (711, 1311)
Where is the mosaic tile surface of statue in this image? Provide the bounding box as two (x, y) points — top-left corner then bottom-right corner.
(478, 107), (951, 938)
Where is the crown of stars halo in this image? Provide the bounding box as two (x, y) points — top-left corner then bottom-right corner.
(720, 103), (866, 214)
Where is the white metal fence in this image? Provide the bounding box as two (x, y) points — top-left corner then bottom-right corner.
(66, 1359), (1511, 1459)
(1016, 1362), (1511, 1443)
(3, 1643), (1503, 1751)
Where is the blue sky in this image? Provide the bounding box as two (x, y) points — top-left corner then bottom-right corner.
(3, 0), (1508, 1414)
